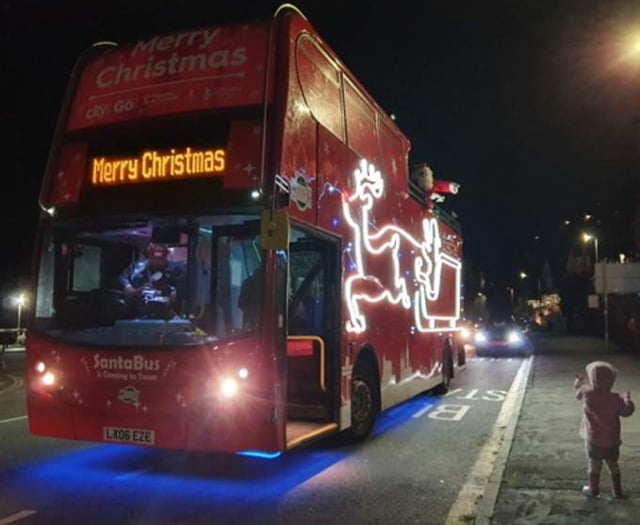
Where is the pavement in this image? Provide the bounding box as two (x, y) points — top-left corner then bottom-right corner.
(0, 346), (24, 392)
(483, 333), (640, 525)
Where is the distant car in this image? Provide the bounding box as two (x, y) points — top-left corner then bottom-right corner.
(473, 320), (533, 357)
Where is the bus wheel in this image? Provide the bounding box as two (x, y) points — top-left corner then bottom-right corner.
(349, 366), (378, 441)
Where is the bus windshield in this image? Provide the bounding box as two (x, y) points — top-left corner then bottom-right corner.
(33, 215), (264, 347)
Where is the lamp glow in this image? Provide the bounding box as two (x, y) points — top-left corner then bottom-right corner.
(12, 293), (26, 331)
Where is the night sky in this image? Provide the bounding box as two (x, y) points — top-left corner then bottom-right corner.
(2, 0), (640, 321)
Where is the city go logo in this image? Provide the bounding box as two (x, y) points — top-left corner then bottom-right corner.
(85, 98), (136, 120)
(94, 354), (161, 372)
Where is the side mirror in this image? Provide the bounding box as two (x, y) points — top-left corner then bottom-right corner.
(260, 209), (290, 250)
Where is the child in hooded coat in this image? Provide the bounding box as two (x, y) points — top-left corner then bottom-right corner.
(574, 360), (635, 499)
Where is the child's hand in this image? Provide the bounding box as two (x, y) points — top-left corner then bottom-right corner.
(623, 390), (631, 402)
(575, 373), (585, 382)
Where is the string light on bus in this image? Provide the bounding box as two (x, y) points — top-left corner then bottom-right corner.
(341, 158), (461, 334)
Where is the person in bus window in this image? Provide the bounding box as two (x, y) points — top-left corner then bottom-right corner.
(237, 262), (264, 331)
(410, 163), (460, 208)
(118, 243), (183, 316)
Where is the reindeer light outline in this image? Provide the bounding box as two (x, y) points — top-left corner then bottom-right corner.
(342, 159), (461, 334)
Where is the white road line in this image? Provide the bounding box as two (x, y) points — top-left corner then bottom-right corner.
(0, 415), (27, 425)
(444, 356), (532, 525)
(412, 403), (433, 418)
(444, 388), (463, 397)
(0, 510), (38, 524)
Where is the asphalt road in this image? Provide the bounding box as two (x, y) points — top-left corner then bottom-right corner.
(0, 350), (527, 525)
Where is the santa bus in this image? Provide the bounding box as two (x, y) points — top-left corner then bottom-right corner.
(26, 4), (464, 455)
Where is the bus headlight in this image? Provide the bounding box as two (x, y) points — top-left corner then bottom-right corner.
(220, 377), (240, 398)
(459, 327), (471, 340)
(42, 371), (56, 386)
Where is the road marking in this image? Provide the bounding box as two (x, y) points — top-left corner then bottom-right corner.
(444, 388), (462, 397)
(444, 356), (532, 525)
(0, 510), (38, 524)
(0, 415), (27, 425)
(0, 374), (20, 392)
(412, 403), (433, 418)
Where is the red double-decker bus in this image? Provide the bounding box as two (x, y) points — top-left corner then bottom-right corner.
(26, 4), (464, 455)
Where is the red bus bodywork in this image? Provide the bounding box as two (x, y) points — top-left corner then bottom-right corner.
(27, 5), (464, 455)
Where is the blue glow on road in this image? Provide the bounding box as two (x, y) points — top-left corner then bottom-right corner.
(3, 391), (444, 522)
(373, 394), (443, 436)
(236, 450), (282, 459)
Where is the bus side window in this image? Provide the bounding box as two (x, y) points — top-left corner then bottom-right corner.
(289, 249), (324, 335)
(70, 244), (102, 292)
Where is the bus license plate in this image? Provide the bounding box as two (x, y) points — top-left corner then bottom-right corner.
(103, 426), (155, 445)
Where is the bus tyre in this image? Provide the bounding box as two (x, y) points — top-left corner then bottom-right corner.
(349, 366), (378, 441)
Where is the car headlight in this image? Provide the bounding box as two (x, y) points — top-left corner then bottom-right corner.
(475, 331), (487, 343)
(507, 330), (522, 344)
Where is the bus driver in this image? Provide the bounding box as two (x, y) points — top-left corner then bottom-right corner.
(119, 243), (182, 317)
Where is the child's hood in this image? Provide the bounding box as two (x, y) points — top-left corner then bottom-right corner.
(586, 361), (617, 392)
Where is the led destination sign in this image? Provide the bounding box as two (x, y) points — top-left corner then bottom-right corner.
(91, 146), (225, 186)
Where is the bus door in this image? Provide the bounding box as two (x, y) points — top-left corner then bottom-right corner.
(285, 231), (340, 447)
(208, 221), (286, 452)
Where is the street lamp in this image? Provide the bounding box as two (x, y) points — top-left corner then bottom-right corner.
(12, 294), (25, 332)
(582, 233), (608, 349)
(582, 232), (598, 261)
